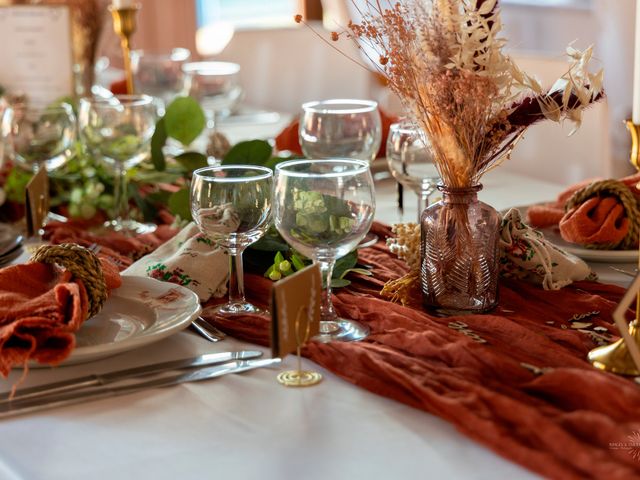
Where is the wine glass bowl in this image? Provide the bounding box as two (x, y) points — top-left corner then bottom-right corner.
(1, 103), (76, 172)
(386, 121), (440, 220)
(191, 165), (273, 316)
(132, 48), (191, 108)
(78, 95), (157, 234)
(182, 61), (242, 127)
(274, 159), (375, 342)
(299, 99), (382, 162)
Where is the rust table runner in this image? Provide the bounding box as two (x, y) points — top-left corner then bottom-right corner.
(205, 223), (640, 480)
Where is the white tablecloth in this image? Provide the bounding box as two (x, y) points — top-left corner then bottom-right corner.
(0, 169), (632, 480)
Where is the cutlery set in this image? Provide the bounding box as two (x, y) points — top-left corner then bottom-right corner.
(0, 225), (23, 267)
(0, 350), (279, 418)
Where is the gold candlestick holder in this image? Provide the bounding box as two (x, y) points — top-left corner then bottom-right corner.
(587, 120), (640, 375)
(109, 4), (141, 95)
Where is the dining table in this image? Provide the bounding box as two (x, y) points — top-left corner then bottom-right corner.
(0, 146), (635, 480)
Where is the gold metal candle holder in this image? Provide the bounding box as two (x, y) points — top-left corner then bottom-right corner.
(587, 120), (640, 375)
(109, 4), (140, 95)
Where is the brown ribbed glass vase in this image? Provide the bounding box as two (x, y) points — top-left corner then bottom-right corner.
(420, 184), (500, 314)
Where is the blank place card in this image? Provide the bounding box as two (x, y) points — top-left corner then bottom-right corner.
(0, 5), (74, 105)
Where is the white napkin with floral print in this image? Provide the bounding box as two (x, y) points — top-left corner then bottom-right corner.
(499, 208), (594, 290)
(124, 222), (228, 302)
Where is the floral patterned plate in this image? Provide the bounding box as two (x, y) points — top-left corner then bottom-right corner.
(32, 275), (201, 367)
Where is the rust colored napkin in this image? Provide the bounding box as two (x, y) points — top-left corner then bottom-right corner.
(0, 257), (122, 376)
(275, 109), (399, 159)
(528, 173), (640, 248)
(205, 222), (640, 479)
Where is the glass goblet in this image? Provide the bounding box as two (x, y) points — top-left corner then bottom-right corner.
(299, 99), (382, 162)
(1, 103), (76, 173)
(386, 121), (440, 222)
(78, 95), (157, 235)
(181, 61), (242, 131)
(274, 159), (375, 342)
(132, 48), (191, 110)
(191, 165), (273, 317)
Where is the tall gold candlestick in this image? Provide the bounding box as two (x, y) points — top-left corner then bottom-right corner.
(109, 5), (140, 95)
(588, 120), (640, 375)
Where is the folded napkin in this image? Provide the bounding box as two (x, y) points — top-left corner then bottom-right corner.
(527, 172), (640, 249)
(124, 222), (228, 302)
(500, 209), (593, 289)
(275, 108), (399, 159)
(0, 256), (122, 377)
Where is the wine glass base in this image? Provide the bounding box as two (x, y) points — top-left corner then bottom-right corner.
(205, 302), (269, 317)
(103, 219), (157, 236)
(313, 319), (369, 343)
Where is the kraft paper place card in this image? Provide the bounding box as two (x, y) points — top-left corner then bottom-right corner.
(271, 263), (322, 358)
(0, 5), (74, 105)
(25, 168), (49, 238)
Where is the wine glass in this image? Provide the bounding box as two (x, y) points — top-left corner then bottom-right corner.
(299, 99), (382, 162)
(131, 48), (191, 110)
(191, 165), (272, 317)
(386, 120), (440, 221)
(78, 95), (157, 235)
(181, 61), (242, 131)
(274, 159), (375, 342)
(1, 103), (76, 173)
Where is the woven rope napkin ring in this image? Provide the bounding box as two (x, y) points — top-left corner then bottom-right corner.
(30, 243), (108, 318)
(565, 179), (640, 250)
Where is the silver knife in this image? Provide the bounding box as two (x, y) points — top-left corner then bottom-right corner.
(0, 357), (281, 419)
(0, 350), (263, 406)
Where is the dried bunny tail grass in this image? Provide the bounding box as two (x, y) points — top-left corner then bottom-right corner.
(387, 223), (421, 271)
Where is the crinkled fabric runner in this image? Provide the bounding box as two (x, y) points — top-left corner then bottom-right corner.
(205, 223), (640, 480)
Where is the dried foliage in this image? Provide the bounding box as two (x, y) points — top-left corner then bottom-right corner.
(302, 0), (604, 187)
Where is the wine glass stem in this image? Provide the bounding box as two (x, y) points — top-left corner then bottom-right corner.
(316, 256), (338, 324)
(113, 162), (128, 224)
(418, 190), (430, 222)
(227, 248), (246, 305)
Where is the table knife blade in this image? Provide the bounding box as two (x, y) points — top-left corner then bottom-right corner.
(0, 350), (263, 405)
(0, 357), (281, 419)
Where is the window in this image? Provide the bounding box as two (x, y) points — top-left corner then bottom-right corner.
(196, 0), (299, 30)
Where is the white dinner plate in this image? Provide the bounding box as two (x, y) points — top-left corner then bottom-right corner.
(511, 205), (639, 263)
(32, 276), (201, 367)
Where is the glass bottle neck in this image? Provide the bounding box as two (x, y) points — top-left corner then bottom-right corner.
(438, 184), (482, 204)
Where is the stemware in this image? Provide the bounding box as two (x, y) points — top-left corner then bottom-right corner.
(78, 95), (157, 234)
(191, 165), (272, 317)
(386, 120), (440, 221)
(131, 48), (191, 110)
(1, 103), (76, 173)
(181, 61), (242, 131)
(274, 159), (375, 342)
(299, 99), (382, 162)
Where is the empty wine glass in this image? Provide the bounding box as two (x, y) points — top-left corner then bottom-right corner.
(181, 61), (242, 131)
(274, 159), (375, 342)
(132, 48), (191, 110)
(387, 121), (440, 221)
(299, 99), (382, 162)
(191, 165), (272, 317)
(1, 102), (76, 173)
(79, 95), (157, 234)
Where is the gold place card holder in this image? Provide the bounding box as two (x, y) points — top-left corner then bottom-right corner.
(271, 263), (323, 387)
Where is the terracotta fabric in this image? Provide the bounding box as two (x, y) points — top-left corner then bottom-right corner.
(0, 257), (122, 376)
(44, 220), (178, 269)
(274, 109), (399, 159)
(528, 173), (640, 248)
(205, 222), (640, 479)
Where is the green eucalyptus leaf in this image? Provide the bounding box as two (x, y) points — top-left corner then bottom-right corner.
(174, 151), (208, 172)
(340, 267), (374, 278)
(4, 169), (32, 203)
(222, 140), (272, 166)
(151, 118), (167, 171)
(164, 96), (206, 145)
(168, 187), (192, 221)
(330, 278), (351, 288)
(332, 250), (358, 279)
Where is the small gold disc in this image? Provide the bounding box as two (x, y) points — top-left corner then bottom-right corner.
(277, 370), (322, 387)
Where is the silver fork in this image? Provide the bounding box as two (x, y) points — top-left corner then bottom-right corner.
(190, 316), (226, 342)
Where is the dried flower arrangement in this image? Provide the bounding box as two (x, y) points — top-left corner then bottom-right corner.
(298, 0), (604, 188)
